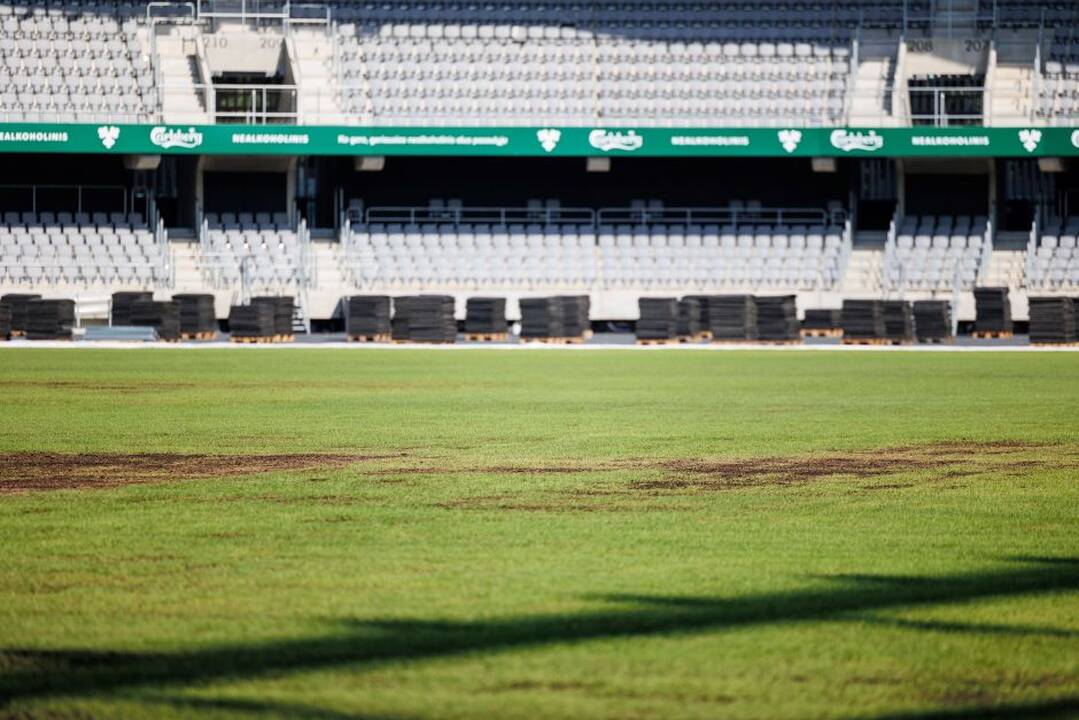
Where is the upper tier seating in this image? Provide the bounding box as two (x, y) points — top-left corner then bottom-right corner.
(0, 2), (159, 123)
(334, 0), (862, 126)
(1030, 216), (1079, 289)
(886, 215), (988, 291)
(0, 211), (168, 287)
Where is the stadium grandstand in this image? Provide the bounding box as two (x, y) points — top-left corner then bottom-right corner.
(1, 0), (1078, 333)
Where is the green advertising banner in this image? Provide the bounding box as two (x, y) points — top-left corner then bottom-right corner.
(0, 123), (1077, 157)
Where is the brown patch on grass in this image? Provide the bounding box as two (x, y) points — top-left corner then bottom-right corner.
(497, 680), (598, 693)
(0, 453), (393, 494)
(0, 379), (197, 394)
(628, 441), (1059, 493)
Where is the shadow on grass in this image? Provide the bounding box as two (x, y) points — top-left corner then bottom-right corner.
(853, 697), (1079, 719)
(1, 557), (1076, 715)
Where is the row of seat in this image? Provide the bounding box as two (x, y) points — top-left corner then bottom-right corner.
(0, 216), (168, 287)
(1031, 216), (1079, 289)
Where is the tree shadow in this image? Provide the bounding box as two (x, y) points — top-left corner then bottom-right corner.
(851, 696), (1079, 720)
(1, 557), (1076, 712)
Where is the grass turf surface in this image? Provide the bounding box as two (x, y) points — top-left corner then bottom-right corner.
(0, 348), (1077, 719)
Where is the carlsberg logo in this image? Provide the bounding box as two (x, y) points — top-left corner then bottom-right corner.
(588, 129), (643, 152)
(830, 129), (884, 152)
(150, 126), (204, 149)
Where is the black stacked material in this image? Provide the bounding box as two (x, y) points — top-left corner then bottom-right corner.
(841, 300), (886, 340)
(1, 293), (41, 334)
(802, 309), (841, 331)
(26, 299), (75, 340)
(464, 297), (508, 335)
(346, 295), (392, 337)
(556, 295), (590, 338)
(709, 295), (758, 340)
(1028, 297), (1076, 344)
(172, 294), (217, 335)
(683, 294), (718, 329)
(0, 302), (11, 340)
(229, 303), (276, 339)
(677, 297), (703, 337)
(882, 300), (915, 343)
(636, 298), (679, 340)
(252, 296), (295, 336)
(973, 287), (1012, 334)
(130, 300), (181, 341)
(110, 291), (152, 326)
(913, 301), (953, 342)
(755, 295), (800, 341)
(519, 297), (563, 338)
(393, 295), (456, 342)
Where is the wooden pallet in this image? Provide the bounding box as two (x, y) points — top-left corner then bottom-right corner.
(520, 336), (586, 345)
(636, 337), (680, 346)
(181, 331), (218, 341)
(347, 333), (391, 343)
(272, 334), (295, 343)
(230, 335), (275, 344)
(801, 328), (843, 338)
(10, 330), (26, 338)
(391, 339), (456, 345)
(841, 337), (891, 346)
(1032, 341), (1079, 347)
(972, 330), (1014, 339)
(465, 332), (509, 342)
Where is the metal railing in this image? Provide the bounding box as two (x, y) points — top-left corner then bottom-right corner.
(157, 83), (300, 124)
(363, 206), (596, 226)
(0, 185), (135, 217)
(194, 1), (330, 27)
(597, 206), (843, 228)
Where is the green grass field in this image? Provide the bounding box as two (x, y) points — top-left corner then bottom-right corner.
(1, 348), (1077, 719)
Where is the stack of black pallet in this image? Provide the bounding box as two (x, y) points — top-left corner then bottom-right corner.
(130, 300), (181, 341)
(0, 301), (11, 340)
(345, 295), (392, 337)
(557, 295), (590, 338)
(519, 297), (563, 338)
(172, 294), (217, 336)
(636, 298), (679, 341)
(882, 300), (915, 344)
(841, 300), (886, 340)
(464, 297), (508, 336)
(110, 291), (152, 326)
(26, 299), (75, 340)
(802, 309), (841, 333)
(1, 293), (41, 335)
(252, 296), (295, 338)
(755, 295), (800, 341)
(913, 301), (953, 342)
(1028, 296), (1076, 344)
(973, 287), (1012, 335)
(710, 295), (758, 340)
(393, 295), (456, 343)
(229, 303), (276, 339)
(677, 297), (703, 338)
(683, 295), (717, 332)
